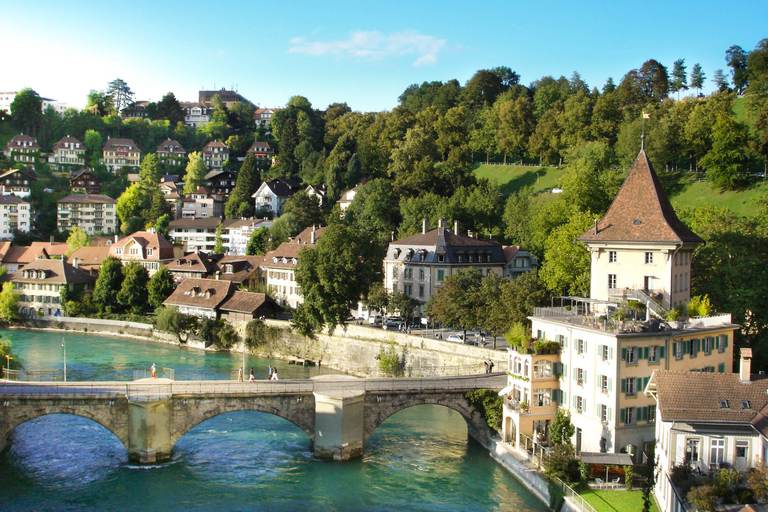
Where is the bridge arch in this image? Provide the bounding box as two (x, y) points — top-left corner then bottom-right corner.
(362, 392), (494, 446)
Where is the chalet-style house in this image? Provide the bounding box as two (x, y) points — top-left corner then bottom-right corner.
(252, 108), (278, 128)
(502, 246), (538, 279)
(4, 134), (39, 165)
(121, 101), (149, 119)
(155, 139), (186, 167)
(202, 140), (229, 172)
(1, 257), (95, 318)
(305, 185), (327, 207)
(102, 137), (141, 172)
(205, 170), (237, 196)
(384, 219), (506, 310)
(165, 252), (220, 283)
(501, 149), (737, 466)
(252, 178), (302, 216)
(0, 196), (31, 239)
(0, 168), (36, 198)
(246, 140), (275, 161)
(647, 349), (768, 512)
(70, 170), (101, 194)
(181, 187), (224, 218)
(108, 230), (176, 276)
(182, 102), (212, 128)
(50, 136), (86, 168)
(163, 277), (277, 321)
(56, 194), (117, 234)
(258, 225), (323, 308)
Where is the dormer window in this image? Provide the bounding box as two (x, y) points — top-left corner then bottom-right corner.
(719, 399), (729, 408)
(225, 264), (233, 274)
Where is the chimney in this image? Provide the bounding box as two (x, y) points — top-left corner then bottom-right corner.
(310, 230), (316, 244)
(594, 219), (598, 235)
(467, 230), (473, 238)
(50, 235), (54, 245)
(422, 218), (428, 234)
(115, 234), (119, 243)
(72, 258), (78, 268)
(454, 220), (459, 233)
(740, 348), (753, 383)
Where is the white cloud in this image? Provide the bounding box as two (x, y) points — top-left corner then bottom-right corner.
(288, 30), (446, 67)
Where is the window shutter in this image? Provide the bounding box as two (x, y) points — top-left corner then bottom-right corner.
(563, 364), (567, 377)
(583, 398), (587, 412)
(718, 363), (725, 373)
(597, 344), (603, 357)
(644, 346), (650, 360)
(552, 389), (558, 403)
(695, 339), (701, 353)
(724, 335), (729, 348)
(620, 408), (626, 423)
(621, 348), (627, 361)
(659, 346), (666, 359)
(608, 377), (613, 391)
(595, 403), (600, 417)
(573, 396), (577, 408)
(643, 376), (649, 390)
(554, 362), (560, 375)
(609, 347), (614, 359)
(584, 341), (588, 353)
(621, 379), (627, 393)
(573, 367), (577, 380)
(562, 391), (567, 405)
(583, 370), (588, 384)
(672, 342), (678, 356)
(635, 377), (642, 392)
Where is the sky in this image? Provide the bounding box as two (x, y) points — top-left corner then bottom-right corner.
(2, 0), (767, 113)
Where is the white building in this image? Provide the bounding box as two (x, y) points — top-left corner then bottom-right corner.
(57, 194), (117, 234)
(0, 196), (31, 239)
(226, 218), (273, 255)
(252, 178), (302, 216)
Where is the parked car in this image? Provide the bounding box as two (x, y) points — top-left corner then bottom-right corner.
(447, 333), (464, 343)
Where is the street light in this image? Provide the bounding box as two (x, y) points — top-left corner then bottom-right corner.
(62, 337), (66, 382)
(5, 355), (12, 374)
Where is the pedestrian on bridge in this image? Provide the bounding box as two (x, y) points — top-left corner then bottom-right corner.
(151, 363), (157, 378)
(268, 365), (274, 379)
(270, 368), (278, 381)
(249, 368), (255, 382)
(238, 367), (243, 382)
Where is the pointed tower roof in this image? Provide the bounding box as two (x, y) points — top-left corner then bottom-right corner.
(577, 150), (703, 244)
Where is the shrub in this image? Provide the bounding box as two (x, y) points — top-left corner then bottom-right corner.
(579, 461), (591, 483)
(542, 444), (580, 483)
(377, 342), (405, 377)
(624, 465), (634, 491)
(687, 485), (718, 512)
(244, 319), (282, 349)
(713, 468), (741, 498)
(464, 389), (503, 433)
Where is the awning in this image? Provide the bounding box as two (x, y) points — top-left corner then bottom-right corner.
(580, 452), (634, 466)
(498, 385), (514, 396)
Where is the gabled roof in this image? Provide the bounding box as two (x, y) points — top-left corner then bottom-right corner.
(0, 195), (28, 205)
(2, 246), (47, 265)
(103, 138), (140, 151)
(203, 140), (228, 150)
(577, 150), (703, 245)
(213, 255), (261, 283)
(1, 258), (95, 285)
(71, 170), (98, 180)
(69, 246), (111, 270)
(163, 278), (234, 310)
(57, 194), (116, 205)
(6, 134), (39, 149)
(166, 252), (218, 274)
(338, 185), (360, 203)
(253, 178), (302, 199)
(260, 226), (324, 267)
(156, 139), (186, 153)
(247, 140), (274, 153)
(52, 136), (84, 150)
(219, 291), (278, 314)
(109, 230), (175, 260)
(29, 241), (69, 257)
(0, 168), (37, 182)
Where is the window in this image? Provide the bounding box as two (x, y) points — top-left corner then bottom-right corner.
(437, 254), (444, 263)
(404, 284), (412, 296)
(576, 368), (586, 385)
(600, 404), (610, 422)
(645, 252), (653, 264)
(649, 346), (659, 364)
(534, 360), (552, 379)
(703, 337), (712, 354)
(624, 347), (636, 365)
(625, 407), (635, 425)
(710, 439), (725, 465)
(533, 388), (551, 407)
(556, 334), (567, 349)
(418, 268), (424, 281)
(599, 375), (611, 393)
(599, 344), (612, 361)
(625, 378), (636, 396)
(736, 441), (749, 459)
(608, 274), (617, 289)
(648, 405), (656, 423)
(437, 270), (444, 281)
(574, 396), (585, 412)
(609, 251), (617, 263)
(686, 439), (700, 463)
(577, 339), (587, 355)
(418, 285), (424, 298)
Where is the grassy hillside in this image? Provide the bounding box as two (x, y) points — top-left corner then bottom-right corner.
(474, 164), (566, 195)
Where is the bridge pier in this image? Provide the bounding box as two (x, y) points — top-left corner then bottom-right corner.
(128, 398), (173, 463)
(313, 390), (365, 461)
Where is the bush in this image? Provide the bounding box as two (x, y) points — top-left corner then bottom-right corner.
(504, 322), (531, 348)
(464, 389), (503, 433)
(244, 319), (282, 349)
(687, 485), (718, 512)
(543, 444), (580, 483)
(713, 468), (741, 498)
(671, 463), (694, 496)
(377, 342), (405, 377)
(624, 465), (634, 491)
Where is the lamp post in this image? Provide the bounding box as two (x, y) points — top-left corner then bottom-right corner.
(5, 355), (12, 375)
(62, 337), (66, 382)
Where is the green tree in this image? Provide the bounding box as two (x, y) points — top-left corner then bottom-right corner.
(107, 78), (135, 115)
(83, 129), (103, 164)
(92, 256), (124, 313)
(116, 183), (146, 228)
(214, 221), (225, 253)
(65, 226), (91, 257)
(225, 153), (262, 218)
(10, 88), (43, 136)
(690, 63), (705, 96)
(268, 212), (301, 250)
(549, 408), (575, 446)
(699, 114), (749, 191)
(294, 223), (383, 329)
(712, 69), (730, 92)
(155, 306), (198, 343)
(246, 226), (269, 256)
(670, 58), (688, 99)
(183, 152), (208, 194)
(726, 45), (749, 95)
(117, 262), (149, 313)
(387, 290), (419, 321)
(147, 266), (175, 309)
(282, 190), (324, 231)
(150, 92), (185, 125)
(539, 210), (594, 296)
(0, 282), (20, 323)
(424, 268), (484, 338)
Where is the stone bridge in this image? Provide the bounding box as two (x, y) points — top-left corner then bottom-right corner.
(0, 374), (505, 463)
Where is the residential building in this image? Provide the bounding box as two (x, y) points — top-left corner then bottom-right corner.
(70, 170), (101, 194)
(202, 141), (229, 172)
(1, 257), (95, 318)
(0, 93), (69, 115)
(168, 217), (228, 253)
(102, 137), (141, 172)
(57, 194), (117, 234)
(647, 349), (768, 512)
(252, 178), (302, 216)
(337, 185), (360, 213)
(29, 241), (69, 259)
(219, 291), (280, 322)
(226, 218), (272, 255)
(163, 278), (234, 319)
(252, 108), (279, 128)
(247, 140), (274, 161)
(502, 246), (538, 279)
(1, 245), (50, 272)
(205, 170), (237, 196)
(258, 225), (324, 308)
(50, 136), (86, 168)
(165, 252), (220, 283)
(0, 168), (36, 198)
(4, 134), (40, 165)
(160, 180), (183, 218)
(155, 139), (186, 167)
(212, 255), (262, 288)
(198, 89), (254, 108)
(182, 102), (212, 128)
(305, 184), (327, 207)
(501, 148), (737, 463)
(181, 187), (224, 218)
(383, 219), (506, 312)
(0, 196), (30, 239)
(108, 230), (176, 276)
(68, 246), (111, 275)
(121, 101), (149, 119)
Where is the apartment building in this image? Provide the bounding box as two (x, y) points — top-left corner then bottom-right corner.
(102, 137), (141, 172)
(56, 194), (117, 234)
(0, 195), (31, 239)
(201, 140), (229, 172)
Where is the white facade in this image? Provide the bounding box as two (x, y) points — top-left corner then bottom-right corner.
(0, 198), (31, 239)
(57, 195), (117, 234)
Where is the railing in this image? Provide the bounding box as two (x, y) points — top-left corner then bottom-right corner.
(133, 367), (175, 381)
(553, 477), (597, 512)
(620, 288), (668, 319)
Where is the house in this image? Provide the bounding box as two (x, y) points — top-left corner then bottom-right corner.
(4, 134), (40, 165)
(108, 230), (176, 276)
(258, 225), (324, 308)
(29, 240), (69, 258)
(122, 101), (149, 119)
(198, 89), (254, 108)
(647, 349), (768, 512)
(50, 136), (86, 168)
(0, 196), (31, 239)
(501, 148), (738, 464)
(246, 140), (275, 161)
(226, 218), (273, 255)
(205, 170), (237, 196)
(305, 184), (327, 207)
(1, 245), (49, 272)
(68, 246), (111, 275)
(219, 291), (280, 322)
(160, 180), (183, 218)
(102, 137), (141, 172)
(201, 141), (229, 172)
(383, 219), (506, 312)
(502, 246), (538, 279)
(57, 194), (117, 234)
(252, 178), (302, 216)
(70, 170), (101, 194)
(1, 257), (95, 318)
(252, 108), (279, 128)
(337, 185), (360, 213)
(181, 187), (224, 219)
(155, 139), (186, 167)
(0, 168), (36, 198)
(163, 278), (235, 319)
(168, 217), (230, 253)
(165, 252), (220, 283)
(212, 255), (262, 288)
(182, 102), (212, 128)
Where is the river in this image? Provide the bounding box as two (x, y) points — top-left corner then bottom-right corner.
(0, 329), (547, 512)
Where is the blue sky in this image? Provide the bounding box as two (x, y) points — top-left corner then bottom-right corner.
(2, 0), (767, 112)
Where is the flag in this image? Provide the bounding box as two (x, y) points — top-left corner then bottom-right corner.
(642, 112), (651, 119)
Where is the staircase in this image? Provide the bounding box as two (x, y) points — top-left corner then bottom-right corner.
(617, 288), (669, 320)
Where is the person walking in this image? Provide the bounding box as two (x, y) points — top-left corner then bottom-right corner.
(270, 368), (279, 381)
(268, 365), (274, 379)
(151, 363), (157, 378)
(238, 367), (243, 382)
(249, 368), (255, 382)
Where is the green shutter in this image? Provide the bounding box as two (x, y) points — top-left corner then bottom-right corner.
(609, 347), (614, 359)
(724, 335), (729, 348)
(583, 370), (587, 384)
(659, 346), (666, 359)
(644, 346), (650, 360)
(695, 339), (701, 353)
(621, 348), (627, 361)
(636, 377), (643, 392)
(620, 408), (626, 423)
(563, 364), (567, 378)
(642, 406), (648, 421)
(597, 344), (603, 357)
(643, 376), (649, 390)
(621, 379), (626, 393)
(718, 363), (725, 373)
(553, 390), (559, 403)
(672, 342), (678, 357)
(562, 391), (567, 405)
(607, 407), (613, 421)
(608, 377), (613, 391)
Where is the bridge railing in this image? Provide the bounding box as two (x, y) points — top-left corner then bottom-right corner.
(0, 381), (127, 397)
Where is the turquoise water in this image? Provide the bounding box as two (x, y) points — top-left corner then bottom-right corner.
(0, 330), (547, 512)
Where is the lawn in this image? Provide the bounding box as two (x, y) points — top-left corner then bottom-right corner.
(577, 488), (659, 512)
(473, 163), (565, 195)
(663, 173), (768, 217)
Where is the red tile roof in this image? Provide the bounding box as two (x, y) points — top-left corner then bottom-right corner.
(163, 278), (234, 310)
